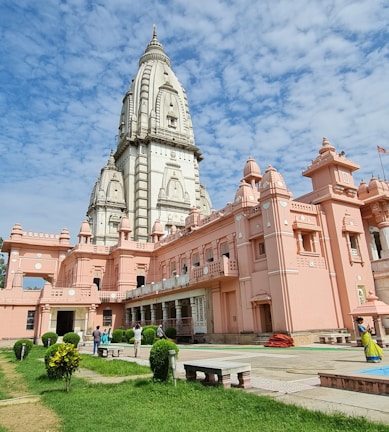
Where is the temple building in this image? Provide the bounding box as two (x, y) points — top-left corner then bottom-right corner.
(1, 29), (389, 345)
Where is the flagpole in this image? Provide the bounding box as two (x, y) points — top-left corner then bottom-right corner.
(378, 149), (387, 181)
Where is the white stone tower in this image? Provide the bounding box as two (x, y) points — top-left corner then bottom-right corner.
(88, 26), (212, 244)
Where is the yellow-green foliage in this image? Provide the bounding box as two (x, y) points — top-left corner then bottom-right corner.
(49, 343), (82, 392)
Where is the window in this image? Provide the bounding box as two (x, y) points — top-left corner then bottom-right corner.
(167, 115), (177, 129)
(103, 310), (112, 327)
(170, 261), (177, 276)
(137, 275), (145, 288)
(254, 237), (266, 260)
(205, 248), (214, 263)
(349, 235), (360, 256)
(296, 230), (318, 255)
(301, 233), (314, 252)
(192, 252), (200, 267)
(195, 296), (205, 325)
(93, 278), (101, 290)
(259, 241), (266, 256)
(220, 242), (229, 258)
(26, 310), (35, 330)
(181, 259), (188, 274)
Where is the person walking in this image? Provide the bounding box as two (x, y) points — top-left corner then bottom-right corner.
(101, 329), (108, 345)
(107, 328), (112, 344)
(92, 325), (101, 355)
(133, 323), (143, 358)
(356, 317), (383, 363)
(156, 324), (166, 339)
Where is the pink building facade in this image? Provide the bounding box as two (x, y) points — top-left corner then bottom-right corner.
(2, 30), (389, 344)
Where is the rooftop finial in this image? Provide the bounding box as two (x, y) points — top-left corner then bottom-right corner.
(153, 24), (157, 40)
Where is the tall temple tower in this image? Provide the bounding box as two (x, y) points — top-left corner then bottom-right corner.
(87, 27), (212, 244)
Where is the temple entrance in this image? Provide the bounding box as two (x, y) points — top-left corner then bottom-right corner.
(56, 311), (74, 336)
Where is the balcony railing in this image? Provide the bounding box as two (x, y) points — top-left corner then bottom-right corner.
(126, 274), (190, 299)
(126, 257), (238, 299)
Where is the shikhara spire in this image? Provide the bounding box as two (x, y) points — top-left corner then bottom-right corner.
(87, 28), (212, 244)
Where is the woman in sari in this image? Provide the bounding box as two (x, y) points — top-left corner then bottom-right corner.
(356, 317), (383, 363)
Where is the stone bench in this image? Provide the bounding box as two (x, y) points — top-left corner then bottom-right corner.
(97, 346), (124, 358)
(318, 333), (351, 344)
(184, 360), (251, 389)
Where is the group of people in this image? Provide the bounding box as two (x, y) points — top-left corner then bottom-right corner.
(92, 324), (166, 357)
(92, 326), (112, 355)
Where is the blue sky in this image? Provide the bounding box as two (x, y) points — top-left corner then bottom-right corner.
(1, 0), (388, 243)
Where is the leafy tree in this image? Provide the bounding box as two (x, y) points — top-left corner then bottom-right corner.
(0, 237), (6, 289)
(48, 343), (82, 392)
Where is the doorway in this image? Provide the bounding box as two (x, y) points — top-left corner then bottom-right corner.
(259, 303), (273, 333)
(56, 311), (74, 336)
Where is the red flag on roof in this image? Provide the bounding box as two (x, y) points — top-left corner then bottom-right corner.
(377, 145), (389, 154)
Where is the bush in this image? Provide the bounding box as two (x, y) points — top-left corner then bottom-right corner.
(165, 327), (177, 340)
(149, 339), (179, 382)
(45, 343), (63, 379)
(63, 332), (80, 347)
(13, 339), (33, 360)
(41, 332), (58, 347)
(125, 329), (134, 343)
(112, 329), (124, 343)
(142, 327), (155, 345)
(48, 343), (82, 392)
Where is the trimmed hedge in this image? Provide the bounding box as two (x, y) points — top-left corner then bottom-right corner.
(142, 327), (155, 345)
(149, 339), (179, 382)
(125, 329), (134, 343)
(63, 332), (80, 347)
(13, 339), (34, 360)
(41, 332), (58, 347)
(165, 327), (177, 340)
(112, 328), (124, 343)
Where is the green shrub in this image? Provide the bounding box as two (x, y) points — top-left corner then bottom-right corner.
(13, 339), (33, 360)
(142, 327), (155, 345)
(63, 332), (80, 347)
(125, 328), (134, 343)
(112, 329), (124, 343)
(165, 327), (177, 339)
(48, 343), (82, 392)
(149, 339), (179, 382)
(45, 343), (63, 379)
(41, 332), (58, 347)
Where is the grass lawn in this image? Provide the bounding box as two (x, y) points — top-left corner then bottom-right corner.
(1, 346), (389, 432)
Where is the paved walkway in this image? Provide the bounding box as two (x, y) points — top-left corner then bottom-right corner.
(79, 342), (389, 426)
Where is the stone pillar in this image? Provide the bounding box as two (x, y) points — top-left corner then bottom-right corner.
(140, 305), (146, 324)
(40, 304), (51, 336)
(378, 224), (389, 259)
(369, 228), (379, 260)
(162, 302), (168, 326)
(131, 307), (136, 326)
(353, 318), (362, 347)
(175, 299), (182, 333)
(88, 304), (97, 334)
(150, 304), (156, 323)
(373, 316), (386, 347)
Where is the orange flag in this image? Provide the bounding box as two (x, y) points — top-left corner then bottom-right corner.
(377, 145), (389, 154)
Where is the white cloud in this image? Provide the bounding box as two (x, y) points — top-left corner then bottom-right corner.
(0, 0), (388, 241)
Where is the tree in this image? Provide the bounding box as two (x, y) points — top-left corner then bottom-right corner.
(48, 343), (82, 392)
(0, 237), (6, 289)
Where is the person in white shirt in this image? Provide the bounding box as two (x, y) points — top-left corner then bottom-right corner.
(133, 323), (143, 357)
